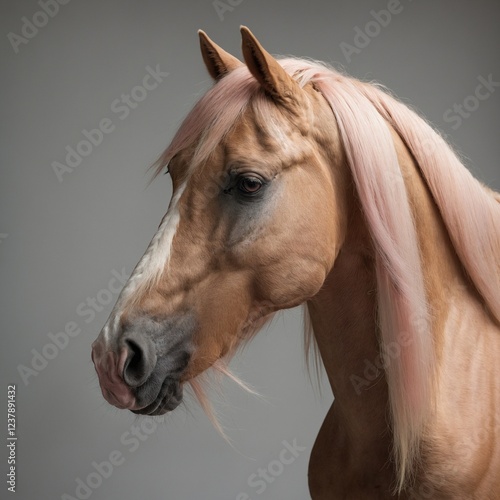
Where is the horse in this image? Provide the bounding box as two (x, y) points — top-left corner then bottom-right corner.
(91, 27), (500, 499)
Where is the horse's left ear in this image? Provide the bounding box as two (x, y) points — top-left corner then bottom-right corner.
(199, 30), (242, 80)
(240, 26), (300, 103)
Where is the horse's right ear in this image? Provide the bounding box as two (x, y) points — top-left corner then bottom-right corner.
(198, 30), (242, 80)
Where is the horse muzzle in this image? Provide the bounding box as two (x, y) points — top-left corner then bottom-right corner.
(91, 314), (195, 415)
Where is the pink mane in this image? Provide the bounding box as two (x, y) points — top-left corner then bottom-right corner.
(153, 58), (500, 490)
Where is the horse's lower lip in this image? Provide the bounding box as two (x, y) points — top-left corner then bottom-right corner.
(131, 379), (183, 415)
(131, 397), (181, 415)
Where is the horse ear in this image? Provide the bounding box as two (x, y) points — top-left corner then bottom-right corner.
(240, 26), (299, 102)
(198, 30), (242, 80)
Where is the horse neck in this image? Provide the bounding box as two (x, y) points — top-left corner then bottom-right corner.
(306, 125), (467, 453)
(306, 179), (387, 443)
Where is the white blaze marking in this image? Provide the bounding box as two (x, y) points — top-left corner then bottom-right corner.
(101, 182), (187, 342)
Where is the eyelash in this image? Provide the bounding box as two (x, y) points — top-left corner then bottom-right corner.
(223, 174), (266, 197)
(237, 176), (263, 195)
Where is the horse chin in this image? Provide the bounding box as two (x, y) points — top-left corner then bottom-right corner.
(131, 379), (183, 416)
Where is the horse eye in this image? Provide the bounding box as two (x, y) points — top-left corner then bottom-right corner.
(237, 176), (263, 195)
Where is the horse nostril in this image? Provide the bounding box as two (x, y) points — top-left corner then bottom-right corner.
(122, 334), (157, 387)
(124, 340), (144, 382)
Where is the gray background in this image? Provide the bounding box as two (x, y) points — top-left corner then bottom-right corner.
(1, 1), (499, 499)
